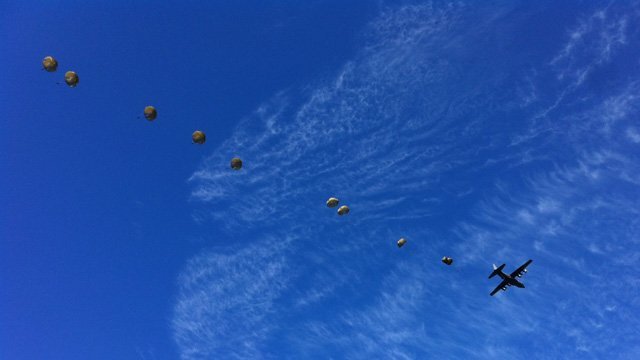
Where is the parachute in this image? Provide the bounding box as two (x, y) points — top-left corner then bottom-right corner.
(192, 130), (206, 144)
(42, 56), (58, 72)
(337, 205), (350, 216)
(326, 197), (339, 208)
(143, 106), (157, 121)
(230, 157), (243, 170)
(441, 257), (453, 265)
(397, 238), (407, 248)
(64, 71), (79, 87)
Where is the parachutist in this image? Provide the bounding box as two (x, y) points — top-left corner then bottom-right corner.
(230, 157), (243, 170)
(42, 56), (58, 72)
(337, 205), (350, 216)
(192, 131), (206, 144)
(144, 106), (157, 121)
(64, 71), (79, 87)
(326, 197), (339, 208)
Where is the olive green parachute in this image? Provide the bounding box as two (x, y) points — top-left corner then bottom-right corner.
(441, 256), (453, 265)
(143, 106), (157, 121)
(326, 197), (339, 208)
(397, 238), (407, 248)
(42, 56), (58, 72)
(337, 205), (350, 216)
(192, 130), (206, 144)
(230, 157), (243, 170)
(64, 71), (79, 87)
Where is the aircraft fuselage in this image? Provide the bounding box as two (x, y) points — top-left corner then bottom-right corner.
(495, 270), (525, 288)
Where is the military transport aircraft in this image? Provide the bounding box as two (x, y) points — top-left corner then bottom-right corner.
(488, 259), (533, 296)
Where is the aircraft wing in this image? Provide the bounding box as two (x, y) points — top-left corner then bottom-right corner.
(510, 259), (533, 278)
(490, 279), (509, 296)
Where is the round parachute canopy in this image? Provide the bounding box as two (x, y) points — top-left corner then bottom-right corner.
(441, 257), (453, 265)
(42, 56), (58, 72)
(230, 157), (243, 170)
(397, 238), (407, 248)
(337, 205), (350, 216)
(143, 106), (157, 121)
(192, 130), (206, 144)
(326, 197), (339, 208)
(64, 71), (79, 87)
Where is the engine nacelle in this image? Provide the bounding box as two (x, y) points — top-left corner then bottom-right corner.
(517, 274), (522, 277)
(502, 287), (507, 291)
(523, 269), (527, 273)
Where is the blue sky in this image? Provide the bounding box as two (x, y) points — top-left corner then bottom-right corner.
(2, 1), (640, 359)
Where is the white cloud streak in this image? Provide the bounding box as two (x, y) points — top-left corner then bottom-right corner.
(172, 237), (293, 359)
(173, 2), (640, 359)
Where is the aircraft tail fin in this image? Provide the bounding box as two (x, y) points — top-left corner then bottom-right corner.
(489, 263), (506, 279)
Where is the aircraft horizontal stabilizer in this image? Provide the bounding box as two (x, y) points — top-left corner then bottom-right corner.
(488, 263), (505, 279)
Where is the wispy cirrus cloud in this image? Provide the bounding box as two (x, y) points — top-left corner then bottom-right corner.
(172, 237), (293, 359)
(187, 2), (523, 233)
(176, 3), (520, 357)
(450, 159), (640, 357)
(173, 2), (640, 359)
(513, 2), (640, 151)
(450, 11), (640, 350)
(627, 127), (640, 143)
(550, 5), (629, 88)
